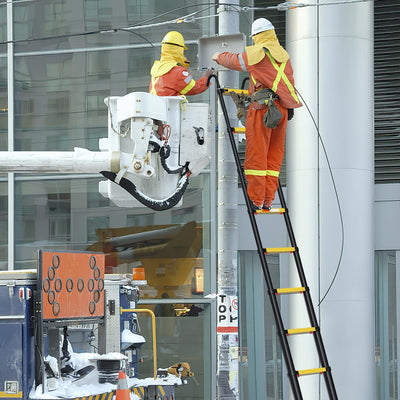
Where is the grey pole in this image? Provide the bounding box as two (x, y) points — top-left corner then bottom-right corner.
(216, 1), (240, 399)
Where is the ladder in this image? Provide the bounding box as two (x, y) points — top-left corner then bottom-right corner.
(208, 75), (338, 400)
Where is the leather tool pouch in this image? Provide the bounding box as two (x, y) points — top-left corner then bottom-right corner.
(251, 88), (282, 129)
(263, 97), (282, 129)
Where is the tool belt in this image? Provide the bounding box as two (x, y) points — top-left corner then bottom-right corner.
(229, 91), (251, 119)
(229, 88), (287, 128)
(250, 87), (279, 104)
(251, 88), (282, 129)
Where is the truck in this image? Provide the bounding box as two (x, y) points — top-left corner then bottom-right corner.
(0, 251), (186, 400)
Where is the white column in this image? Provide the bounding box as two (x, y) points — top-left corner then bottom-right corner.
(286, 1), (374, 399)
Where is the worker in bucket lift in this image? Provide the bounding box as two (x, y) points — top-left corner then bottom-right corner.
(149, 31), (213, 96)
(212, 18), (302, 211)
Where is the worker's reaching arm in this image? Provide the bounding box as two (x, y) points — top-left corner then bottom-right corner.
(171, 66), (213, 96)
(212, 51), (246, 72)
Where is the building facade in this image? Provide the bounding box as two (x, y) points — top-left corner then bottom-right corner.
(0, 1), (399, 399)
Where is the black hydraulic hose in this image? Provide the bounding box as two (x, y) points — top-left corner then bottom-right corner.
(241, 77), (249, 90)
(160, 145), (184, 174)
(207, 73), (304, 400)
(100, 170), (189, 211)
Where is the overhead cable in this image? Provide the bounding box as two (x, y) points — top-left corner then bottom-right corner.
(0, 1), (374, 46)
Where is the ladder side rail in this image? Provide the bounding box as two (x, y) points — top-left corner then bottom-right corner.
(208, 74), (303, 400)
(277, 183), (339, 400)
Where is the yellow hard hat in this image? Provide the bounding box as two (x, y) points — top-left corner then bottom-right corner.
(161, 31), (187, 50)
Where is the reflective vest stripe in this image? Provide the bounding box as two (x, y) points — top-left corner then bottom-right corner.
(184, 74), (193, 84)
(265, 51), (300, 104)
(266, 169), (280, 177)
(181, 79), (196, 95)
(150, 77), (158, 95)
(245, 169), (267, 177)
(238, 53), (247, 71)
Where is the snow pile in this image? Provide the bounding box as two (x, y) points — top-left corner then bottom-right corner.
(29, 351), (180, 399)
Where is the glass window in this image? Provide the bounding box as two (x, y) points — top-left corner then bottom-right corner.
(0, 3), (6, 46)
(0, 178), (7, 270)
(13, 1), (212, 52)
(87, 177), (210, 299)
(136, 302), (210, 400)
(239, 251), (283, 399)
(0, 55), (6, 151)
(375, 250), (398, 400)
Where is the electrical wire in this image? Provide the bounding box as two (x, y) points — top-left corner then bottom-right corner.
(295, 88), (345, 306)
(0, 1), (374, 46)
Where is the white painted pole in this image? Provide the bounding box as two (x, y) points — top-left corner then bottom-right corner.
(0, 149), (116, 173)
(286, 1), (375, 399)
(217, 1), (240, 399)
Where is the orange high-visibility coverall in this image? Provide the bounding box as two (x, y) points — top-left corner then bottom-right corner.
(149, 66), (209, 96)
(215, 41), (302, 208)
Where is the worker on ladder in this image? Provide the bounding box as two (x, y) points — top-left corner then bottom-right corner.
(149, 31), (213, 96)
(212, 18), (302, 211)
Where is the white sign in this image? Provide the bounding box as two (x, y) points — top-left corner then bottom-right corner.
(217, 294), (238, 334)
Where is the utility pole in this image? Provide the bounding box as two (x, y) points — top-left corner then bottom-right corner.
(216, 1), (240, 399)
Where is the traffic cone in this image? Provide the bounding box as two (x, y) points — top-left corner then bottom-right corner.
(115, 370), (130, 400)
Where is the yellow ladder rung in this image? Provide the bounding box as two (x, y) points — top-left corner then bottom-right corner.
(223, 88), (249, 95)
(234, 127), (246, 133)
(286, 327), (316, 336)
(276, 287), (305, 295)
(256, 207), (285, 214)
(265, 247), (295, 254)
(297, 367), (326, 376)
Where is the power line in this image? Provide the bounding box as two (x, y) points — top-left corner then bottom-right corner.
(0, 1), (374, 46)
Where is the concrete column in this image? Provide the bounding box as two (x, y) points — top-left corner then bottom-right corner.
(286, 1), (374, 399)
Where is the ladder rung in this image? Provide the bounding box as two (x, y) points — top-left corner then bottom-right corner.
(234, 127), (246, 133)
(297, 367), (326, 376)
(276, 287), (305, 295)
(265, 247), (295, 254)
(286, 327), (316, 336)
(223, 88), (249, 95)
(256, 207), (285, 214)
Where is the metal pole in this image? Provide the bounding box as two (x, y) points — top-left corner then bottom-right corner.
(216, 1), (240, 399)
(7, 0), (14, 271)
(0, 149), (117, 173)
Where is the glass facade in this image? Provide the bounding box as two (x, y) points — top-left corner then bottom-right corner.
(6, 0), (215, 284)
(238, 251), (283, 400)
(375, 251), (399, 400)
(1, 2), (217, 399)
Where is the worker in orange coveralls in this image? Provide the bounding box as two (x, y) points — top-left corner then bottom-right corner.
(149, 31), (212, 96)
(212, 18), (302, 211)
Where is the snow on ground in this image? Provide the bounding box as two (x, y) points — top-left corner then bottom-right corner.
(29, 351), (181, 399)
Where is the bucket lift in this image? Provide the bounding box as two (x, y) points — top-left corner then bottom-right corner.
(0, 92), (211, 211)
(99, 92), (211, 210)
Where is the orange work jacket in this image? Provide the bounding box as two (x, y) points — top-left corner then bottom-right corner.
(216, 50), (302, 109)
(149, 66), (209, 96)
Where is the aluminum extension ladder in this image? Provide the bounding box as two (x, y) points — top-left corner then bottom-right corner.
(208, 74), (338, 400)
